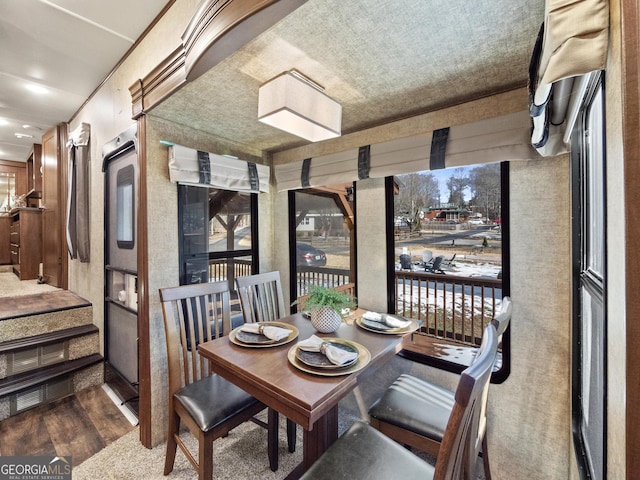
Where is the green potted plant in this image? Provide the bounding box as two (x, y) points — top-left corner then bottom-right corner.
(304, 285), (356, 333)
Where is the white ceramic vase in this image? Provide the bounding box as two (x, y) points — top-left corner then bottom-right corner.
(310, 307), (342, 333)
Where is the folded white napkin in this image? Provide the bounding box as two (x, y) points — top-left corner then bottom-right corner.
(362, 311), (383, 321)
(297, 335), (358, 366)
(240, 323), (291, 341)
(363, 311), (411, 329)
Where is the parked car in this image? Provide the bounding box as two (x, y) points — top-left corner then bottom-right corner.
(297, 243), (327, 267)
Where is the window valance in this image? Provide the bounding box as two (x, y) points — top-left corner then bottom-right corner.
(275, 110), (537, 191)
(168, 144), (269, 193)
(529, 0), (609, 156)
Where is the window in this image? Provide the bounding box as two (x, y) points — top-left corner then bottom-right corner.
(571, 74), (606, 480)
(116, 165), (135, 249)
(178, 185), (256, 289)
(288, 184), (355, 309)
(388, 163), (510, 380)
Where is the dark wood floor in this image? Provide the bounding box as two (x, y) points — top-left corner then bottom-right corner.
(0, 384), (136, 465)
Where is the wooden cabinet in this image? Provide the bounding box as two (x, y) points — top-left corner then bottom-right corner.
(0, 216), (10, 265)
(10, 208), (42, 280)
(41, 125), (67, 288)
(26, 144), (42, 207)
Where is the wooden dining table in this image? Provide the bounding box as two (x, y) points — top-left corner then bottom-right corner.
(197, 309), (412, 479)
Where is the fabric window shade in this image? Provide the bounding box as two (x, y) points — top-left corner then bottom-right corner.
(367, 135), (431, 179)
(536, 0), (609, 91)
(275, 148), (359, 191)
(168, 144), (270, 193)
(66, 123), (91, 262)
(442, 110), (537, 167)
(275, 110), (537, 191)
(370, 110), (535, 176)
(529, 0), (609, 156)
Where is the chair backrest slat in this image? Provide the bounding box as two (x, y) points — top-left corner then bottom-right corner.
(160, 281), (232, 394)
(434, 324), (498, 480)
(187, 297), (199, 382)
(236, 271), (286, 323)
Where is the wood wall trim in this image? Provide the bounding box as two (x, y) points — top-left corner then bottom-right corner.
(182, 0), (274, 79)
(0, 160), (26, 167)
(621, 0), (640, 477)
(129, 47), (187, 120)
(182, 0), (306, 82)
(58, 124), (68, 290)
(136, 115), (152, 448)
(128, 0), (307, 118)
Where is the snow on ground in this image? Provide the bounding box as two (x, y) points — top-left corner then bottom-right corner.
(446, 260), (501, 278)
(395, 259), (501, 278)
(395, 259), (503, 327)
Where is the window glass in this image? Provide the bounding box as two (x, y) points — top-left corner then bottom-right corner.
(392, 164), (506, 373)
(116, 165), (134, 249)
(208, 190), (252, 252)
(292, 185), (354, 301)
(586, 87), (604, 278)
(572, 75), (605, 480)
(580, 287), (605, 478)
(178, 185), (255, 289)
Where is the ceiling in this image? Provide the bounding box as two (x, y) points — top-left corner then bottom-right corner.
(151, 0), (545, 156)
(0, 0), (545, 163)
(0, 0), (170, 162)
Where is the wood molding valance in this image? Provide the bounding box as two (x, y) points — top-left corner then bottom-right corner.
(129, 0), (307, 119)
(130, 47), (187, 119)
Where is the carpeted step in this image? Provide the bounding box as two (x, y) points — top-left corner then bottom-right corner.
(0, 291), (93, 343)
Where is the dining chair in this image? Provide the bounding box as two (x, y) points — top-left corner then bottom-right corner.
(159, 281), (282, 479)
(235, 271), (287, 323)
(300, 324), (499, 480)
(235, 271), (297, 453)
(368, 296), (512, 480)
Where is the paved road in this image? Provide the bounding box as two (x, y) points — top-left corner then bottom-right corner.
(402, 225), (494, 246)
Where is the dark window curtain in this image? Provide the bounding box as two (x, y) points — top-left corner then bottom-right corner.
(67, 123), (91, 262)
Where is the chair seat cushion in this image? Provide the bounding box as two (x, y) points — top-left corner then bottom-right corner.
(175, 374), (260, 432)
(300, 421), (435, 479)
(368, 374), (454, 441)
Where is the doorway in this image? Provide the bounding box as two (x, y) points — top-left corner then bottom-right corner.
(103, 125), (139, 416)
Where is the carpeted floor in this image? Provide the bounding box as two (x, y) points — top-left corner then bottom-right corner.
(72, 355), (484, 480)
(73, 377), (393, 479)
(0, 271), (61, 298)
(74, 415), (303, 480)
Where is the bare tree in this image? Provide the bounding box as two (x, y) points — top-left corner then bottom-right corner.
(446, 168), (470, 206)
(395, 173), (440, 232)
(468, 164), (501, 220)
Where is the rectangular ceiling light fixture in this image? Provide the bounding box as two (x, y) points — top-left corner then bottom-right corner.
(258, 70), (342, 142)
